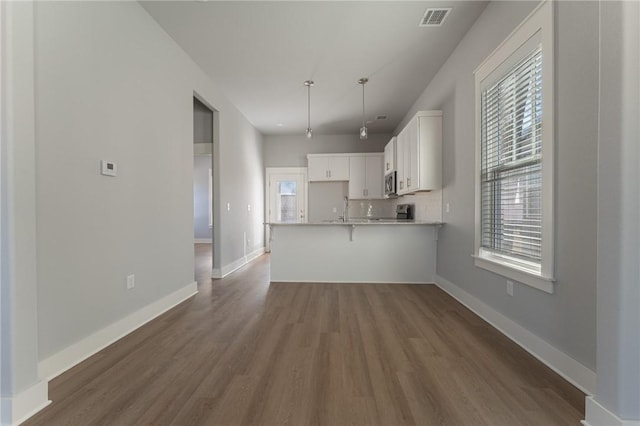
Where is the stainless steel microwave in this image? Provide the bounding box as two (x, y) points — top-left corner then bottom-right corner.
(384, 171), (397, 197)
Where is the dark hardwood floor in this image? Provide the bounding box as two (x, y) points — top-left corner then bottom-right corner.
(25, 244), (584, 425)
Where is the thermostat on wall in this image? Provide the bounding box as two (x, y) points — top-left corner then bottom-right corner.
(101, 160), (117, 177)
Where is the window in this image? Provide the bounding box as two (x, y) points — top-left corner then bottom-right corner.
(474, 1), (554, 293)
(277, 180), (298, 223)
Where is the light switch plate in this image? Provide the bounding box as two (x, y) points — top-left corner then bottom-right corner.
(101, 160), (117, 177)
(126, 274), (135, 290)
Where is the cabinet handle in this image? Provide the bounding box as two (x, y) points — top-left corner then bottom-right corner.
(407, 177), (411, 188)
(328, 170), (331, 178)
(386, 162), (389, 171)
(400, 181), (404, 190)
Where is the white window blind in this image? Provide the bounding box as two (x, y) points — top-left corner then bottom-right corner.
(480, 46), (543, 264)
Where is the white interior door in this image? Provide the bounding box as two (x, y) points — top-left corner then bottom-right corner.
(265, 168), (308, 251)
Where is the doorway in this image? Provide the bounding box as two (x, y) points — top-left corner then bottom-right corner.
(193, 96), (215, 281)
(265, 167), (308, 251)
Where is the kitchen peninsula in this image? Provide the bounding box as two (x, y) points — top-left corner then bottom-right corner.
(268, 220), (442, 283)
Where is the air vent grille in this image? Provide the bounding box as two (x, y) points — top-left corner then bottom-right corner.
(376, 115), (388, 120)
(419, 8), (451, 27)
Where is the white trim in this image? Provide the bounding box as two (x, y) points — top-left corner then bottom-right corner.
(211, 248), (265, 279)
(38, 282), (198, 381)
(583, 396), (640, 426)
(0, 380), (50, 426)
(194, 238), (212, 244)
(435, 274), (596, 395)
(473, 255), (554, 294)
(474, 0), (555, 292)
(306, 152), (387, 159)
(265, 167), (309, 251)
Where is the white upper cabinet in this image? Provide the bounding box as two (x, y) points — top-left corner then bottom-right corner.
(396, 127), (406, 193)
(396, 111), (442, 195)
(384, 137), (396, 174)
(348, 154), (384, 199)
(365, 155), (384, 199)
(307, 154), (350, 181)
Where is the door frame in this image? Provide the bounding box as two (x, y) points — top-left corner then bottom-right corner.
(193, 91), (220, 277)
(265, 167), (308, 252)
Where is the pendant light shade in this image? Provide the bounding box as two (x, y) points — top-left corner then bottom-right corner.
(304, 80), (314, 139)
(358, 78), (368, 140)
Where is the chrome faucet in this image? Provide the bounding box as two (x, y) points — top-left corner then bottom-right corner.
(342, 196), (349, 223)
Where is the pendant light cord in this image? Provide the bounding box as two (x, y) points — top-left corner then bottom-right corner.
(308, 84), (311, 130)
(361, 82), (365, 128)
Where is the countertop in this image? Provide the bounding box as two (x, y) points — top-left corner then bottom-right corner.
(267, 219), (444, 226)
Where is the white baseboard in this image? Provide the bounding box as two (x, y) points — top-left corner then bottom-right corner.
(0, 379), (50, 426)
(212, 248), (265, 279)
(583, 396), (640, 426)
(434, 274), (596, 395)
(194, 238), (212, 244)
(38, 281), (198, 381)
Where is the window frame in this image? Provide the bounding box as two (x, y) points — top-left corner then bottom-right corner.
(473, 0), (555, 294)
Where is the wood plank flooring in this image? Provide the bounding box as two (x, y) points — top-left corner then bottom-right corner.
(25, 244), (584, 425)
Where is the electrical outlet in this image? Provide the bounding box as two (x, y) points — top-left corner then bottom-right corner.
(126, 274), (135, 290)
(332, 207), (337, 213)
(506, 280), (514, 296)
(247, 204), (251, 212)
(446, 203), (450, 213)
(227, 203), (231, 212)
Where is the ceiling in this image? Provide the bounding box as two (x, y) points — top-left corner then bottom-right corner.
(141, 1), (488, 136)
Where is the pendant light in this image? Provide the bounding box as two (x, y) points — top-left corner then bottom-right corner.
(304, 80), (314, 139)
(358, 77), (368, 140)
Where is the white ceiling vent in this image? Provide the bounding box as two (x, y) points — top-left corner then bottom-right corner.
(376, 115), (388, 120)
(419, 8), (452, 27)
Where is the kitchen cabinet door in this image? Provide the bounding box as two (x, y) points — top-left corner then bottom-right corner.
(348, 156), (366, 199)
(395, 111), (442, 194)
(396, 128), (406, 194)
(307, 155), (349, 181)
(307, 156), (329, 181)
(406, 117), (419, 192)
(328, 156), (349, 181)
(365, 155), (383, 199)
(416, 115), (442, 191)
(384, 137), (396, 174)
(348, 154), (383, 199)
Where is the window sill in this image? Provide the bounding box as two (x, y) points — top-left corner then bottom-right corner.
(472, 254), (555, 294)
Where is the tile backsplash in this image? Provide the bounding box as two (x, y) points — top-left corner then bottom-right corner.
(308, 182), (443, 222)
(348, 190), (443, 222)
(388, 190), (443, 222)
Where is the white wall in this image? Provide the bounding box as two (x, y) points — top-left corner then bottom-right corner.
(34, 1), (264, 362)
(397, 0), (598, 375)
(193, 156), (211, 241)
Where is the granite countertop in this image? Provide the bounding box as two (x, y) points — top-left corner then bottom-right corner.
(267, 219), (444, 226)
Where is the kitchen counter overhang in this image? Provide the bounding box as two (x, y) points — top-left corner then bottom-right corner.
(267, 221), (443, 284)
